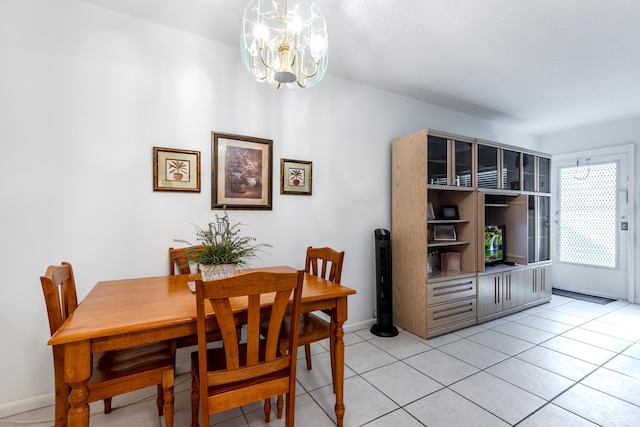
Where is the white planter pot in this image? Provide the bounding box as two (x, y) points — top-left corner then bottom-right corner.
(199, 264), (237, 280)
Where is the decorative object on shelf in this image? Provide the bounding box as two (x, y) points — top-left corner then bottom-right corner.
(433, 224), (456, 241)
(173, 210), (272, 280)
(428, 251), (440, 272)
(212, 132), (273, 210)
(440, 205), (459, 220)
(240, 0), (328, 89)
(441, 252), (461, 271)
(427, 202), (436, 220)
(153, 147), (200, 192)
(280, 158), (312, 195)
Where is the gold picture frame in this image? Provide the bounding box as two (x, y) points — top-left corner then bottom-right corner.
(153, 147), (200, 192)
(212, 132), (273, 210)
(280, 158), (312, 195)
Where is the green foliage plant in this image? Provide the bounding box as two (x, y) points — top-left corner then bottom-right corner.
(174, 210), (271, 267)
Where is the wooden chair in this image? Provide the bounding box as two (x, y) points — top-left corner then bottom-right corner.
(41, 262), (175, 427)
(259, 246), (344, 420)
(169, 246), (232, 349)
(190, 270), (304, 427)
(267, 247), (344, 371)
(299, 246), (345, 371)
(169, 245), (203, 275)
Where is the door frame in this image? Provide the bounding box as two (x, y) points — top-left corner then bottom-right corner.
(551, 144), (635, 303)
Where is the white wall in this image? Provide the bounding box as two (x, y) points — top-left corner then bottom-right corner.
(0, 0), (539, 411)
(540, 118), (640, 303)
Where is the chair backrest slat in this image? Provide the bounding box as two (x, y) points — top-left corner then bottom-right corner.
(305, 246), (345, 284)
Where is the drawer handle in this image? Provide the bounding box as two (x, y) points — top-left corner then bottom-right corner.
(433, 281), (473, 291)
(433, 286), (473, 297)
(433, 305), (474, 321)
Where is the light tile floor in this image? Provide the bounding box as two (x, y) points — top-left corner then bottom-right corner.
(3, 295), (640, 426)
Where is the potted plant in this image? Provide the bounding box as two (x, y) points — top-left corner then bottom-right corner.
(174, 210), (271, 280)
(168, 160), (188, 181)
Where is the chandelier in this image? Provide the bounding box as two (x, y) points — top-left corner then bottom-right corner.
(241, 0), (328, 89)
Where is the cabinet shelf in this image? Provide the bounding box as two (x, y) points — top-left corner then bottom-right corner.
(428, 219), (469, 224)
(485, 203), (509, 208)
(428, 240), (470, 248)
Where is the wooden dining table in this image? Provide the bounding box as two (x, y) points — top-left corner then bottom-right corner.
(48, 266), (356, 427)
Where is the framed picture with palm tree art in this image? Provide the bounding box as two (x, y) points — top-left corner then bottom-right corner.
(153, 147), (200, 192)
(280, 158), (312, 195)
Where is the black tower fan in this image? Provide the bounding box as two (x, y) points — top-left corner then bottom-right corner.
(370, 229), (399, 337)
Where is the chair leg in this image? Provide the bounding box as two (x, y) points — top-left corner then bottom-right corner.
(330, 322), (336, 393)
(263, 398), (271, 423)
(103, 398), (112, 414)
(191, 373), (199, 427)
(305, 343), (313, 370)
(54, 377), (68, 427)
(285, 392), (295, 427)
(162, 370), (174, 427)
(156, 384), (164, 415)
(277, 395), (284, 419)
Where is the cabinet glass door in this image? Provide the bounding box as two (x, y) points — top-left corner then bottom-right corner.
(537, 196), (550, 261)
(477, 145), (498, 189)
(454, 140), (473, 187)
(427, 135), (448, 185)
(538, 157), (550, 193)
(523, 153), (535, 192)
(503, 149), (521, 190)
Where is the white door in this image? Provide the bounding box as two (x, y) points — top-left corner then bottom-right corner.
(551, 145), (634, 301)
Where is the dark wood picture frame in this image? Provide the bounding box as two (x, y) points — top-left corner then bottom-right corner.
(211, 132), (273, 210)
(153, 146), (200, 192)
(280, 158), (312, 195)
(440, 205), (460, 220)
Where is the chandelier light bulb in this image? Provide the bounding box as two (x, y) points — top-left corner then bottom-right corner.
(241, 0), (329, 89)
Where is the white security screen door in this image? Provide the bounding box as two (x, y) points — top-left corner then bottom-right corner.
(551, 145), (634, 301)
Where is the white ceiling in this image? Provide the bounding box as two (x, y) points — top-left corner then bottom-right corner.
(80, 0), (640, 135)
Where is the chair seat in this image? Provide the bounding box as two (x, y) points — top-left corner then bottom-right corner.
(280, 313), (330, 345)
(91, 342), (174, 383)
(88, 342), (175, 403)
(191, 340), (290, 414)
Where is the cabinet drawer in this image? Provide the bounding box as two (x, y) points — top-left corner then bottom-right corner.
(427, 298), (476, 330)
(428, 277), (476, 305)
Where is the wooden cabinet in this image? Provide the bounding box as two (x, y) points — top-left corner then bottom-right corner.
(523, 263), (552, 306)
(392, 128), (552, 338)
(392, 130), (477, 339)
(477, 268), (524, 321)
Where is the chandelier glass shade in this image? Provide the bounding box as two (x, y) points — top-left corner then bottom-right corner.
(241, 0), (328, 89)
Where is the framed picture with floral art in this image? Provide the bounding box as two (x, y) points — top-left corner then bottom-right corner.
(211, 132), (273, 210)
(153, 147), (200, 192)
(280, 158), (312, 195)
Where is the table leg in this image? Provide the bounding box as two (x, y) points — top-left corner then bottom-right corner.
(65, 341), (91, 427)
(333, 297), (347, 427)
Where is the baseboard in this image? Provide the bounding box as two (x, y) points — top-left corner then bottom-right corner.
(0, 393), (54, 419)
(344, 318), (376, 333)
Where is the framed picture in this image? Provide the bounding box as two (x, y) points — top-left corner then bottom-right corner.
(433, 224), (457, 241)
(427, 202), (436, 220)
(212, 132), (273, 210)
(280, 158), (312, 195)
(153, 147), (200, 192)
(440, 205), (460, 220)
